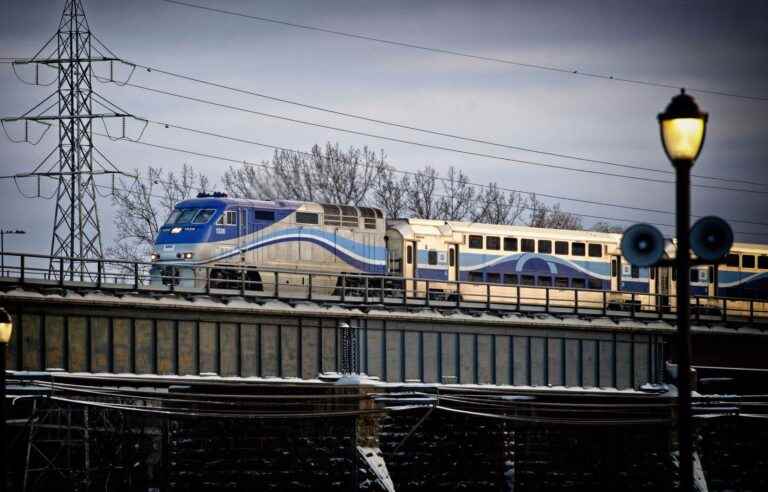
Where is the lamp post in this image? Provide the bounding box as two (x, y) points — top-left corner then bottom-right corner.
(0, 308), (13, 492)
(658, 89), (708, 492)
(0, 230), (26, 277)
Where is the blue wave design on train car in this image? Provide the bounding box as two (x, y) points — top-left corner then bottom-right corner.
(717, 271), (768, 299)
(458, 252), (610, 280)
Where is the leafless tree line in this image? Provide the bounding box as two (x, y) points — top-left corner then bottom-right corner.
(110, 142), (621, 259)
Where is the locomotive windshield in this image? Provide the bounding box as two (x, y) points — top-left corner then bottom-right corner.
(164, 208), (216, 225)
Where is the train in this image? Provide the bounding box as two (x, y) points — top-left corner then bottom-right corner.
(150, 193), (768, 316)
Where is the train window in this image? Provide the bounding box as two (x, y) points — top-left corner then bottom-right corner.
(503, 274), (518, 285)
(177, 209), (198, 224)
(521, 239), (535, 252)
(572, 242), (586, 256)
(449, 248), (455, 267)
(359, 208), (376, 218)
(487, 272), (501, 284)
(725, 254), (739, 267)
(555, 277), (569, 287)
(469, 272), (484, 282)
(503, 237), (518, 251)
(538, 240), (552, 254)
(468, 235), (483, 249)
(631, 265), (639, 278)
(572, 278), (586, 289)
(253, 210), (275, 221)
(759, 256), (768, 270)
(588, 278), (602, 290)
(690, 269), (700, 282)
(322, 204), (341, 226)
(555, 241), (568, 255)
(406, 245), (413, 265)
(428, 251), (438, 265)
(588, 244), (602, 258)
(364, 218), (377, 229)
(217, 210), (237, 226)
(192, 209), (215, 224)
(164, 209), (182, 225)
(486, 236), (500, 250)
(742, 255), (755, 269)
(375, 209), (384, 219)
(538, 276), (552, 286)
(296, 212), (319, 225)
(520, 275), (535, 286)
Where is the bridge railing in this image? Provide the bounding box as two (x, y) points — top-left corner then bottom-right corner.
(0, 251), (766, 324)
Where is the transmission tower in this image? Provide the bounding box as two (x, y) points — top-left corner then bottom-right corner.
(1, 0), (134, 279)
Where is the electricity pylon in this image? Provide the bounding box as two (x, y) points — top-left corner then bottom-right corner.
(1, 0), (134, 279)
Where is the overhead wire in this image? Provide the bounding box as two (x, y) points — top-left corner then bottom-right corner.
(159, 0), (768, 102)
(93, 132), (768, 237)
(121, 60), (768, 189)
(118, 82), (768, 195)
(137, 119), (768, 228)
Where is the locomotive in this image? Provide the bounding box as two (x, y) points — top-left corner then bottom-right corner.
(150, 193), (768, 314)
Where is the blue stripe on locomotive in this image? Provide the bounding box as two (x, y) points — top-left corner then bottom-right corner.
(154, 198), (385, 273)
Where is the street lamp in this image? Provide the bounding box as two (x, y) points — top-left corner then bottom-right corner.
(658, 89), (708, 492)
(0, 308), (13, 492)
(0, 230), (26, 277)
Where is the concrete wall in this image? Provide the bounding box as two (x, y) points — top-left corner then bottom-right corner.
(2, 293), (666, 390)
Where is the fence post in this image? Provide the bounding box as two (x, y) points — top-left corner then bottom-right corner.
(515, 286), (520, 311)
(602, 291), (607, 316)
(59, 257), (65, 287)
(379, 277), (384, 303)
(749, 300), (754, 324)
(19, 255), (25, 284)
(240, 267), (245, 296)
(722, 298), (727, 323)
(545, 287), (550, 313)
(96, 260), (102, 289)
(307, 273), (313, 301)
(695, 296), (700, 322)
(486, 283), (491, 310)
(456, 282), (461, 308)
(133, 262), (139, 290)
(274, 272), (280, 298)
(630, 293), (636, 318)
(425, 280), (430, 307)
(574, 289), (579, 314)
(364, 276), (369, 304)
(402, 278), (407, 306)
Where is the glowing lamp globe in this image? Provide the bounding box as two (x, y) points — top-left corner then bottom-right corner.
(658, 89), (708, 164)
(0, 308), (11, 344)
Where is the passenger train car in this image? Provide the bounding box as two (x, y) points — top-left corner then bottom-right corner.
(151, 194), (768, 315)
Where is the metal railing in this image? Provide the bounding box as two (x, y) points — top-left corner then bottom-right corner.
(0, 251), (766, 324)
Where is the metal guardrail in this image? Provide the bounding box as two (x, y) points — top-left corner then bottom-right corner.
(0, 251), (766, 324)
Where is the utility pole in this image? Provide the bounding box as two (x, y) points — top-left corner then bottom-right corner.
(1, 0), (134, 279)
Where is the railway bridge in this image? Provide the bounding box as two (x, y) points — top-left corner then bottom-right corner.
(2, 252), (768, 491)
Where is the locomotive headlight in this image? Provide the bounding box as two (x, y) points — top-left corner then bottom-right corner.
(150, 252), (160, 262)
(183, 252), (194, 260)
(171, 227), (182, 234)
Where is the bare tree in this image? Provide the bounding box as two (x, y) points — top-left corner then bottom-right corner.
(527, 194), (584, 230)
(471, 183), (528, 225)
(591, 221), (624, 233)
(437, 166), (475, 221)
(222, 143), (386, 205)
(405, 165), (442, 219)
(108, 164), (208, 262)
(372, 165), (410, 218)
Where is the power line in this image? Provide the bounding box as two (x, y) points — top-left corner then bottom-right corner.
(124, 61), (768, 189)
(121, 81), (768, 195)
(139, 119), (768, 228)
(159, 0), (768, 102)
(94, 132), (768, 237)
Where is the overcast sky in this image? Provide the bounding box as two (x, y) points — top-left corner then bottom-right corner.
(1, 0), (767, 256)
